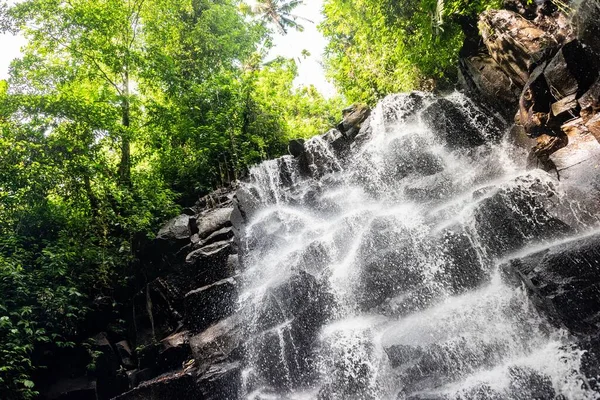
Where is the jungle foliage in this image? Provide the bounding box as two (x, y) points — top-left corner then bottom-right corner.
(320, 0), (503, 103)
(0, 0), (341, 398)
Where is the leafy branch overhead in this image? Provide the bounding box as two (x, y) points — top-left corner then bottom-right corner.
(243, 0), (313, 34)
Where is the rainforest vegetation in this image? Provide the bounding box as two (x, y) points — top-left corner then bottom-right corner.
(0, 0), (503, 398)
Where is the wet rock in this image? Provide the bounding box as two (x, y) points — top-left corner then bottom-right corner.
(436, 228), (487, 293)
(114, 370), (200, 400)
(502, 233), (600, 335)
(422, 99), (488, 149)
(196, 226), (234, 248)
(253, 270), (332, 332)
(196, 207), (233, 239)
(288, 138), (305, 158)
(518, 62), (555, 138)
(472, 183), (572, 257)
(507, 366), (555, 399)
(479, 9), (558, 87)
(578, 77), (600, 122)
(358, 248), (424, 311)
(245, 271), (333, 391)
(184, 277), (238, 333)
(196, 361), (241, 400)
(526, 132), (569, 173)
(383, 136), (444, 180)
(401, 339), (508, 394)
(573, 0), (600, 57)
(578, 334), (600, 392)
(158, 331), (192, 374)
(299, 137), (343, 179)
(181, 240), (234, 290)
(337, 104), (371, 140)
(385, 344), (423, 368)
(190, 314), (243, 373)
(586, 113), (600, 143)
(459, 54), (520, 116)
(91, 333), (120, 379)
(403, 173), (454, 202)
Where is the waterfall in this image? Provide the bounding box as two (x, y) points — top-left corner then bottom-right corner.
(234, 92), (598, 399)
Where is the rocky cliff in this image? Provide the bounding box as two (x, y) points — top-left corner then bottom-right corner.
(39, 1), (600, 399)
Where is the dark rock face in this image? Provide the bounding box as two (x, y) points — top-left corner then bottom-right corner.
(479, 9), (559, 87)
(196, 361), (242, 400)
(288, 138), (305, 157)
(422, 99), (501, 149)
(242, 270), (334, 391)
(573, 0), (600, 57)
(502, 233), (600, 336)
(184, 277), (239, 333)
(190, 314), (243, 373)
(459, 54), (521, 116)
(472, 185), (572, 257)
(158, 331), (192, 373)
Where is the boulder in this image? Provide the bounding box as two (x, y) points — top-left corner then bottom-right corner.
(573, 0), (600, 57)
(506, 366), (555, 399)
(196, 226), (234, 248)
(244, 271), (334, 391)
(472, 183), (572, 257)
(337, 104), (371, 140)
(156, 214), (194, 242)
(385, 344), (423, 369)
(252, 270), (333, 333)
(383, 136), (444, 181)
(586, 113), (600, 143)
(196, 207), (233, 240)
(288, 138), (305, 158)
(435, 228), (488, 294)
(502, 233), (600, 335)
(158, 331), (192, 374)
(190, 314), (243, 373)
(130, 282), (181, 348)
(578, 77), (600, 122)
(126, 368), (156, 389)
(180, 240), (235, 291)
(298, 137), (343, 179)
(459, 54), (521, 116)
(422, 99), (488, 149)
(518, 62), (555, 138)
(479, 9), (558, 87)
(183, 277), (238, 333)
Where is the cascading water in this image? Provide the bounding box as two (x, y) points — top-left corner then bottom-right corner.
(233, 92), (599, 399)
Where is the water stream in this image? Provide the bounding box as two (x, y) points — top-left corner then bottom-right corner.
(234, 92), (598, 399)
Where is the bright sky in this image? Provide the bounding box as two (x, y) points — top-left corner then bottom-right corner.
(0, 0), (335, 96)
(267, 0), (336, 97)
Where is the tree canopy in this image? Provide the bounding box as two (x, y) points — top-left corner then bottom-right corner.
(0, 0), (341, 397)
(320, 0), (503, 104)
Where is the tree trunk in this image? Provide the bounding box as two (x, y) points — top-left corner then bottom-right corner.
(118, 71), (131, 186)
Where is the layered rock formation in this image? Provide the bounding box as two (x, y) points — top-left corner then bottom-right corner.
(39, 1), (600, 399)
